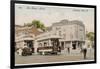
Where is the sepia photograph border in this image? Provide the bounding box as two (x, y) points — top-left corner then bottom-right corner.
(10, 0), (97, 69)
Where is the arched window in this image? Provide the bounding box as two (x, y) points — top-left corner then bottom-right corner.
(39, 43), (42, 47)
(44, 42), (47, 47)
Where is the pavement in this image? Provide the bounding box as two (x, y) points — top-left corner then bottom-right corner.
(15, 48), (94, 65)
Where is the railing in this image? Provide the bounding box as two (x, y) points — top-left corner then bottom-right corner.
(37, 46), (61, 52)
(37, 46), (53, 52)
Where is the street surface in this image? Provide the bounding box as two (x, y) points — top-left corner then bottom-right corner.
(15, 49), (94, 65)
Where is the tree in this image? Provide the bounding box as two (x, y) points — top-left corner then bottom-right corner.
(24, 20), (46, 31)
(39, 23), (46, 31)
(86, 32), (94, 41)
(32, 20), (41, 28)
(86, 32), (94, 48)
(32, 20), (46, 31)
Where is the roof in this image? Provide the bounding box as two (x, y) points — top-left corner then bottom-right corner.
(46, 26), (52, 31)
(30, 26), (42, 36)
(15, 25), (42, 36)
(52, 19), (85, 27)
(37, 35), (62, 42)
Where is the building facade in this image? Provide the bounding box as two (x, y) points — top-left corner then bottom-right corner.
(51, 19), (85, 54)
(15, 25), (41, 53)
(15, 19), (85, 55)
(35, 19), (85, 54)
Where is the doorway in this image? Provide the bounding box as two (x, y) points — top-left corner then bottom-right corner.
(24, 40), (34, 52)
(72, 42), (76, 50)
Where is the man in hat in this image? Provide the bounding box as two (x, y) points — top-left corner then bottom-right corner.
(82, 43), (87, 59)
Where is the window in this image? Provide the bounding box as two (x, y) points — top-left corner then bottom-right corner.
(61, 42), (64, 50)
(39, 43), (42, 47)
(56, 27), (61, 30)
(59, 31), (61, 36)
(44, 42), (47, 46)
(70, 33), (73, 39)
(80, 28), (83, 31)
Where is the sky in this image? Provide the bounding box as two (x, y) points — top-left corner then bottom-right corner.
(15, 4), (94, 32)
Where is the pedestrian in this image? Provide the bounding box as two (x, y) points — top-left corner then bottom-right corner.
(82, 43), (87, 59)
(67, 47), (70, 54)
(18, 48), (22, 56)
